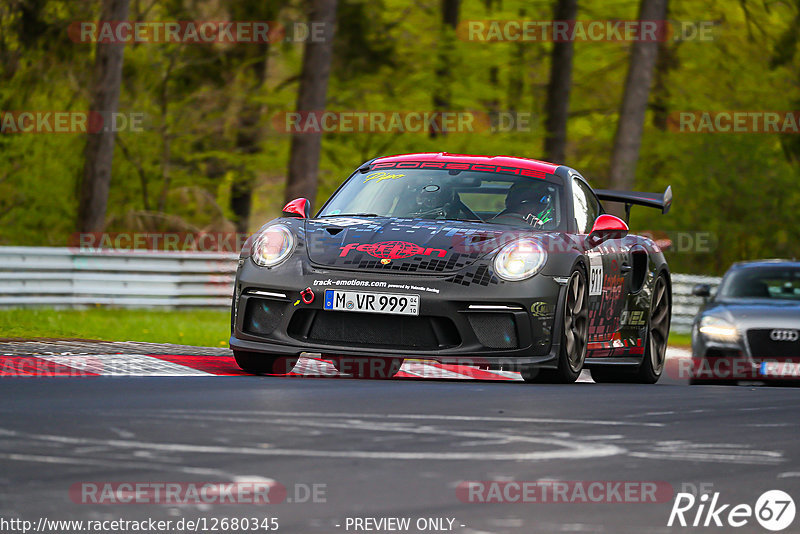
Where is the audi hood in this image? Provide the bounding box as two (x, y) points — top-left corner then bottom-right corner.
(702, 300), (800, 330)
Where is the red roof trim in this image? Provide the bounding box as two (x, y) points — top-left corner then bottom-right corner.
(372, 152), (559, 175)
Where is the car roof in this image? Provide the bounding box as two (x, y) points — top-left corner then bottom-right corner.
(372, 152), (561, 175)
(730, 259), (800, 269)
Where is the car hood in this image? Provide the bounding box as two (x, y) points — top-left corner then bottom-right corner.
(304, 217), (514, 273)
(705, 300), (800, 330)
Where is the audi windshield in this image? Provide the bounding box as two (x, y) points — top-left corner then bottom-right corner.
(717, 266), (800, 301)
(318, 169), (565, 230)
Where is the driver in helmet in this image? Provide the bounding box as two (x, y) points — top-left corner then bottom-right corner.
(410, 182), (458, 219)
(492, 182), (555, 228)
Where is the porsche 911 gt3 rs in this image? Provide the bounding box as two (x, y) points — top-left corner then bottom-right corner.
(230, 153), (673, 383)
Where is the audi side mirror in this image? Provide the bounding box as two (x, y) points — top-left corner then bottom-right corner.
(282, 198), (311, 218)
(692, 284), (711, 298)
(586, 214), (628, 248)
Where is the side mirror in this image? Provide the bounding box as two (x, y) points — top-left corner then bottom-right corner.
(282, 198), (311, 219)
(692, 283), (711, 298)
(586, 214), (628, 248)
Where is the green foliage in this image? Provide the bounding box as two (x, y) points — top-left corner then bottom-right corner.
(1, 0), (799, 275)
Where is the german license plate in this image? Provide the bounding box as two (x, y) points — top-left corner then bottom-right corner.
(323, 290), (419, 316)
(759, 361), (800, 378)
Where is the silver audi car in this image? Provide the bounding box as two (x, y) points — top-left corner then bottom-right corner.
(690, 260), (800, 385)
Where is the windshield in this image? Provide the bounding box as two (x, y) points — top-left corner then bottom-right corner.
(717, 266), (800, 300)
(318, 168), (565, 230)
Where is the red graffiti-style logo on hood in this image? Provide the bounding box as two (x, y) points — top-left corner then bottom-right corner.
(339, 241), (447, 260)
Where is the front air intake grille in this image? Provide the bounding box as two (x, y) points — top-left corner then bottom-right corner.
(289, 311), (459, 349)
(746, 329), (800, 360)
(467, 313), (519, 349)
(243, 298), (286, 337)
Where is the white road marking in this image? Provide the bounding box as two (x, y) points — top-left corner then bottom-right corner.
(109, 426), (136, 438)
(0, 421), (626, 462)
(158, 409), (666, 427)
(667, 347), (692, 359)
(0, 452), (234, 477)
(291, 358), (339, 376)
(402, 361), (473, 379)
(629, 441), (784, 465)
(0, 453), (124, 467)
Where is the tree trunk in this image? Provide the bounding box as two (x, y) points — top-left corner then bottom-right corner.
(284, 0), (338, 205)
(651, 0), (678, 133)
(651, 38), (679, 132)
(608, 0), (668, 190)
(231, 101), (263, 232)
(430, 0), (460, 138)
(229, 0), (282, 234)
(543, 0), (578, 164)
(77, 0), (130, 233)
(231, 43), (271, 234)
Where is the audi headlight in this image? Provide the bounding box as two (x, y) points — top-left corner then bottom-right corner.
(698, 316), (739, 342)
(493, 239), (547, 281)
(252, 225), (295, 267)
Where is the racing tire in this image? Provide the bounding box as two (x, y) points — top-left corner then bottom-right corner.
(234, 350), (298, 375)
(330, 356), (404, 379)
(591, 272), (670, 384)
(522, 266), (588, 384)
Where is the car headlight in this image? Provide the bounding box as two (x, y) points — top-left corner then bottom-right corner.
(698, 316), (739, 342)
(493, 239), (547, 281)
(252, 225), (295, 267)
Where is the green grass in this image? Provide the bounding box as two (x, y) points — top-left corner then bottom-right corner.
(668, 333), (692, 349)
(0, 308), (231, 347)
(0, 308), (694, 350)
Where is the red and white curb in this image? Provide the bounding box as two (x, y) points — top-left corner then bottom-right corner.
(0, 348), (692, 381)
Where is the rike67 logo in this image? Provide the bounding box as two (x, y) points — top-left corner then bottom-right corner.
(668, 490), (795, 531)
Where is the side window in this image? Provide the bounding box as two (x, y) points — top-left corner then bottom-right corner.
(572, 179), (601, 233)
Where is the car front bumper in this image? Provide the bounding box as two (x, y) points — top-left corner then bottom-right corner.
(229, 257), (566, 369)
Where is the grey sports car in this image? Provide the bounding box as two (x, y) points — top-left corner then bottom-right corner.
(230, 152), (673, 384)
(691, 260), (800, 384)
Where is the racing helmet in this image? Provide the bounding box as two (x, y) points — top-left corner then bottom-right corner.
(413, 182), (456, 216)
(504, 181), (555, 226)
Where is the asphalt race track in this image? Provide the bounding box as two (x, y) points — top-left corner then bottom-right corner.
(1, 340), (799, 534)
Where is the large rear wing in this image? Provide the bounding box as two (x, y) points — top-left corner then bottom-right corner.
(594, 186), (672, 221)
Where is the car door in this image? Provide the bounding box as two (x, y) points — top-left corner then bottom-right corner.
(571, 177), (629, 354)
